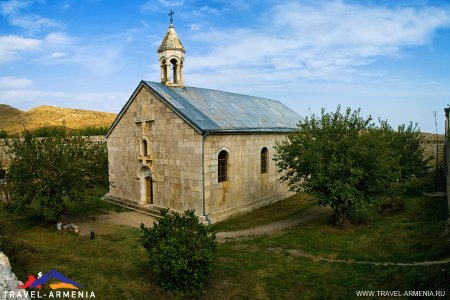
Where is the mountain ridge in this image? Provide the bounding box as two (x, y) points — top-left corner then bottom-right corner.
(0, 104), (117, 134)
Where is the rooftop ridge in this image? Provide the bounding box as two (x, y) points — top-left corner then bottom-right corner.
(144, 81), (281, 104)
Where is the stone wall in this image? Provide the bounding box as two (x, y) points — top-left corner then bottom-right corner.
(420, 133), (445, 164)
(106, 85), (292, 223)
(106, 86), (204, 213)
(0, 252), (29, 300)
(204, 133), (292, 223)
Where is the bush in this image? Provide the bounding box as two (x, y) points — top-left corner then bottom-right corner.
(0, 129), (8, 138)
(139, 209), (216, 297)
(28, 125), (109, 137)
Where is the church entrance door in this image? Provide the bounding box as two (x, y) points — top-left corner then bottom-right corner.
(145, 177), (153, 204)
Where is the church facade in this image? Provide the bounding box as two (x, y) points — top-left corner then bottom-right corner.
(104, 22), (302, 223)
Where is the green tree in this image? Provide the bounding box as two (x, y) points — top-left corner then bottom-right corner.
(139, 209), (216, 297)
(274, 106), (429, 224)
(6, 127), (108, 221)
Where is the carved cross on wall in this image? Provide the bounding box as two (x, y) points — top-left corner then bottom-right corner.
(168, 10), (174, 24)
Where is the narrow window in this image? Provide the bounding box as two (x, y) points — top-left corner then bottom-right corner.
(170, 58), (178, 83)
(142, 139), (148, 157)
(218, 150), (228, 182)
(261, 147), (268, 174)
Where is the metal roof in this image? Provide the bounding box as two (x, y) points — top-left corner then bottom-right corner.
(106, 81), (302, 137)
(145, 81), (302, 132)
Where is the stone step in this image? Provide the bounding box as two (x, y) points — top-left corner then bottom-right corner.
(102, 196), (162, 219)
(102, 195), (208, 224)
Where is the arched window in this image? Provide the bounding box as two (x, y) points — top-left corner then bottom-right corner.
(261, 147), (268, 174)
(141, 139), (148, 158)
(170, 58), (178, 83)
(218, 150), (228, 182)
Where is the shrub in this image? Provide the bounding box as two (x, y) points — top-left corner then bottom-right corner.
(0, 129), (8, 138)
(139, 209), (216, 297)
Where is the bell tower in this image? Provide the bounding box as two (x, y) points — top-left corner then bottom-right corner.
(158, 10), (186, 87)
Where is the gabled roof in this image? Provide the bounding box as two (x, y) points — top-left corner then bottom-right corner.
(106, 81), (302, 137)
(157, 25), (186, 54)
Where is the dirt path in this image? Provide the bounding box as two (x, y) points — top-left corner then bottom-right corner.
(73, 211), (156, 236)
(284, 248), (450, 266)
(216, 206), (332, 242)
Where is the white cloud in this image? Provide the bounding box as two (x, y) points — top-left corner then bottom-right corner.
(158, 0), (185, 8)
(190, 23), (201, 31)
(44, 32), (74, 45)
(141, 0), (185, 13)
(0, 0), (29, 15)
(0, 89), (66, 108)
(187, 1), (450, 86)
(0, 0), (63, 33)
(0, 35), (41, 63)
(50, 51), (66, 58)
(0, 76), (33, 89)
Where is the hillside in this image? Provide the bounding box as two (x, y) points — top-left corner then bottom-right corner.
(0, 104), (117, 134)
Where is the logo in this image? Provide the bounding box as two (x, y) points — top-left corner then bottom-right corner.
(17, 270), (85, 290)
(5, 270), (96, 299)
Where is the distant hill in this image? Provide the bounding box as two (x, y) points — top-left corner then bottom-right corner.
(0, 104), (117, 134)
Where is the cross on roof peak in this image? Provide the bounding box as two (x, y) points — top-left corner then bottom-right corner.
(168, 10), (174, 25)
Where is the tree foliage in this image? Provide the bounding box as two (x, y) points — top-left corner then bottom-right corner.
(274, 106), (430, 224)
(6, 127), (108, 221)
(27, 125), (109, 137)
(139, 209), (216, 297)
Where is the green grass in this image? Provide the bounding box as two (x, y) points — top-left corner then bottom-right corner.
(212, 193), (312, 232)
(67, 187), (129, 218)
(0, 175), (449, 299)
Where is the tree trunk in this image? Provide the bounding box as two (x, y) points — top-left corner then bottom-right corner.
(334, 209), (350, 226)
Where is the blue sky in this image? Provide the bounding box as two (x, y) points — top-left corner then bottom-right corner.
(1, 0), (450, 133)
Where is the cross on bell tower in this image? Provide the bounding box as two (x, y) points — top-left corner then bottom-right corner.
(157, 10), (186, 87)
(168, 10), (174, 24)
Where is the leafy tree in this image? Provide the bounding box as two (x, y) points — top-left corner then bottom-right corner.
(6, 127), (108, 221)
(274, 106), (429, 224)
(139, 209), (216, 297)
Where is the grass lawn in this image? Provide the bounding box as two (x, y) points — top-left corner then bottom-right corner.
(211, 193), (312, 232)
(1, 175), (449, 299)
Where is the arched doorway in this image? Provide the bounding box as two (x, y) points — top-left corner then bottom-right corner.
(140, 166), (154, 205)
(145, 176), (153, 204)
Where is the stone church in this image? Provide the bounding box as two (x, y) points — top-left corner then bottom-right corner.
(104, 21), (302, 223)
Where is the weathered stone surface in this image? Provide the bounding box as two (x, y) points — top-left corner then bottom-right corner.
(106, 85), (293, 223)
(0, 252), (29, 300)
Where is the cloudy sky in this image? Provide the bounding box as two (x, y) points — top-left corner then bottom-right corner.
(1, 0), (450, 133)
